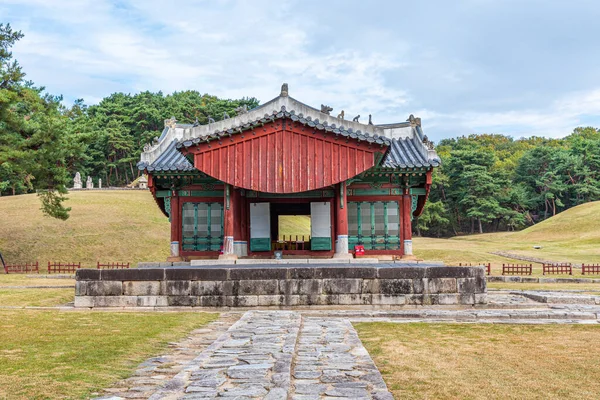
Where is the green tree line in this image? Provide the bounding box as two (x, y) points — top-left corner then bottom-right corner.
(416, 129), (600, 236)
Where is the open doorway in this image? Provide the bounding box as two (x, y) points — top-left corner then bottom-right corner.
(270, 203), (311, 251)
(278, 215), (311, 241)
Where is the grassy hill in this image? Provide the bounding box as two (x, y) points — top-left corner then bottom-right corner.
(1, 191), (598, 266)
(415, 201), (600, 264)
(0, 191), (170, 266)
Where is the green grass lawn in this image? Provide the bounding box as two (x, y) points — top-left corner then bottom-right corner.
(0, 274), (76, 287)
(0, 288), (74, 307)
(488, 282), (600, 293)
(0, 310), (217, 399)
(356, 322), (600, 400)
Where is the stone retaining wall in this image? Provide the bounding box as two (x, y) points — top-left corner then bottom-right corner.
(74, 266), (487, 308)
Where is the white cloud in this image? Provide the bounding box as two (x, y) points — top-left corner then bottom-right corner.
(422, 87), (600, 140)
(5, 0), (600, 140)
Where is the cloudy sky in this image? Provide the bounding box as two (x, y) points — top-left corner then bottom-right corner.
(3, 0), (600, 140)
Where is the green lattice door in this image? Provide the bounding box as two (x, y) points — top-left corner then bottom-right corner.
(182, 202), (224, 251)
(348, 201), (400, 250)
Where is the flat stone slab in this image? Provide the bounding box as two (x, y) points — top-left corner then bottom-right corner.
(517, 291), (600, 305)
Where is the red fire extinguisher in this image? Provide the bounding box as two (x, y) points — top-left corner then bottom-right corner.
(354, 245), (365, 257)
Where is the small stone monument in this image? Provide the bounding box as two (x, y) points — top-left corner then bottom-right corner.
(86, 176), (93, 189)
(98, 178), (102, 189)
(73, 172), (82, 189)
(138, 175), (148, 189)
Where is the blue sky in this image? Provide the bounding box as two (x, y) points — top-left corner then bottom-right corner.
(3, 0), (600, 141)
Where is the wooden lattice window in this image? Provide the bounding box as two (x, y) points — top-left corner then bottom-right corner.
(182, 202), (224, 251)
(348, 201), (400, 250)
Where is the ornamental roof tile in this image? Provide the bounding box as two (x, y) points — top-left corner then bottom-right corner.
(175, 105), (392, 150)
(381, 134), (441, 169)
(137, 140), (194, 172)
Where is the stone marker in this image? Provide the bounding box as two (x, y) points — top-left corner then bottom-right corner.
(86, 176), (93, 189)
(138, 175), (148, 189)
(73, 172), (82, 189)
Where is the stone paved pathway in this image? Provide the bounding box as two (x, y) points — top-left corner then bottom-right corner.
(107, 311), (393, 400)
(95, 312), (241, 399)
(291, 317), (392, 400)
(94, 291), (600, 399)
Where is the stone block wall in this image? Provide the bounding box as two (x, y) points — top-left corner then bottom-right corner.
(74, 266), (487, 308)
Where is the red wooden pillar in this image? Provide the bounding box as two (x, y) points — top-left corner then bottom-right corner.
(233, 189), (242, 239)
(334, 182), (351, 258)
(240, 193), (248, 242)
(170, 193), (180, 258)
(402, 191), (413, 256)
(233, 188), (248, 257)
(221, 184), (236, 258)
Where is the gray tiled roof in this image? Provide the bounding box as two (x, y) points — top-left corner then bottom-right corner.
(137, 140), (194, 172)
(176, 105), (392, 149)
(381, 135), (441, 168)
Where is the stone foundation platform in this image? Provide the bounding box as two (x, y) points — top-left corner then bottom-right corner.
(74, 264), (487, 308)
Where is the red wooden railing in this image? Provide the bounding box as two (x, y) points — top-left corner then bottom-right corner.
(97, 262), (130, 269)
(582, 264), (600, 275)
(5, 262), (39, 274)
(502, 264), (532, 275)
(542, 263), (572, 275)
(47, 262), (81, 274)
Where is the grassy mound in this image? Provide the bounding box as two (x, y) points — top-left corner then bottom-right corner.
(416, 201), (600, 264)
(0, 191), (169, 266)
(514, 200), (600, 243)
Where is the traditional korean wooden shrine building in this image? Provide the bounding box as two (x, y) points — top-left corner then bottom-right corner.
(138, 84), (440, 260)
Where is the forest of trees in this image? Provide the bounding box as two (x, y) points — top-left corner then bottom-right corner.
(416, 129), (600, 236)
(2, 23), (600, 231)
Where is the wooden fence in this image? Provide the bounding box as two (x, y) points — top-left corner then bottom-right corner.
(542, 263), (572, 275)
(502, 264), (532, 275)
(47, 262), (81, 274)
(582, 264), (600, 275)
(4, 262), (39, 274)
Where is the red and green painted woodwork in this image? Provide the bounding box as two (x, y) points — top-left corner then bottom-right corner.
(148, 163), (431, 257)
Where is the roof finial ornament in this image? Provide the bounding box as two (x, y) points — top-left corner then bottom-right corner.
(208, 116), (215, 124)
(223, 112), (230, 120)
(407, 114), (421, 127)
(320, 104), (333, 115)
(368, 114), (373, 125)
(234, 105), (248, 115)
(192, 117), (199, 127)
(352, 115), (360, 122)
(423, 135), (434, 150)
(337, 110), (345, 120)
(280, 83), (289, 97)
(164, 116), (177, 128)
